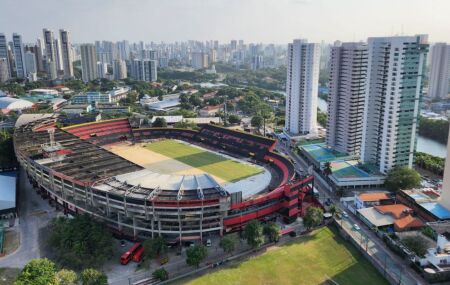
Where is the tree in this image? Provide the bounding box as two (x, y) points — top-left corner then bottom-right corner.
(243, 219), (265, 248)
(152, 117), (167, 128)
(189, 94), (202, 107)
(303, 207), (324, 230)
(143, 236), (168, 260)
(317, 110), (327, 127)
(228, 114), (241, 125)
(48, 214), (113, 270)
(384, 166), (421, 192)
(401, 236), (428, 258)
(55, 269), (78, 285)
(220, 234), (238, 254)
(0, 128), (17, 168)
(15, 258), (57, 285)
(264, 223), (281, 243)
(329, 204), (337, 217)
(186, 245), (208, 268)
(251, 115), (263, 129)
(79, 268), (108, 285)
(323, 162), (332, 177)
(152, 268), (169, 281)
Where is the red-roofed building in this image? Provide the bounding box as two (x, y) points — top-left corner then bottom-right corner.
(355, 192), (392, 209)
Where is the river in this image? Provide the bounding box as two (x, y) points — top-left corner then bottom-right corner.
(316, 97), (447, 158)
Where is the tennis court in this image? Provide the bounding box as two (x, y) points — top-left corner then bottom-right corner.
(300, 143), (348, 163)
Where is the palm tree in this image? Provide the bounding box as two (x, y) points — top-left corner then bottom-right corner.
(323, 162), (332, 177)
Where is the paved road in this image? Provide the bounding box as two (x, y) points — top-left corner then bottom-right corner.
(279, 142), (426, 285)
(0, 167), (57, 268)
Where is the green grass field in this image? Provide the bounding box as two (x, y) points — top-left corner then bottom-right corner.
(144, 140), (263, 182)
(173, 227), (388, 285)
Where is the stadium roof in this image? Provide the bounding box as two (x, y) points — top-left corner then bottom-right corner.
(0, 97), (34, 111)
(151, 115), (183, 124)
(15, 113), (54, 128)
(113, 169), (220, 191)
(0, 171), (16, 212)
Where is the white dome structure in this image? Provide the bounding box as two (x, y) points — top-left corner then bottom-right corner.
(0, 97), (34, 113)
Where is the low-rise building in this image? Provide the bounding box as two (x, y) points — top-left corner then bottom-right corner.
(0, 171), (17, 222)
(199, 104), (223, 117)
(354, 192), (392, 209)
(357, 204), (424, 232)
(61, 104), (92, 114)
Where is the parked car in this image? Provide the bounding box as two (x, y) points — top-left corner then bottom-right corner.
(342, 211), (349, 218)
(206, 239), (212, 247)
(353, 224), (360, 231)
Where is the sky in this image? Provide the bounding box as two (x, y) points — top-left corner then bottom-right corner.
(2, 0), (450, 44)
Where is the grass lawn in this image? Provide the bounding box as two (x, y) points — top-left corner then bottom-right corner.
(144, 140), (263, 182)
(173, 227), (388, 285)
(0, 268), (20, 285)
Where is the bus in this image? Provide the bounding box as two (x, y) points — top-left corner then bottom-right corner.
(132, 246), (145, 263)
(120, 242), (142, 265)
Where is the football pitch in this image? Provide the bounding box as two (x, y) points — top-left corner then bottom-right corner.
(174, 227), (388, 285)
(144, 140), (263, 182)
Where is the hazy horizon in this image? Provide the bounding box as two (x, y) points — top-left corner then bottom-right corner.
(2, 0), (450, 44)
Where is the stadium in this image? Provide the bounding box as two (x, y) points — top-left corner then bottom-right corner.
(14, 117), (314, 242)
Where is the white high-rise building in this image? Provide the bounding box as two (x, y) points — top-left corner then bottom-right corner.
(97, 62), (108, 79)
(428, 43), (450, 100)
(54, 38), (63, 72)
(326, 42), (368, 155)
(251, 55), (264, 70)
(131, 59), (157, 82)
(439, 125), (450, 210)
(0, 34), (11, 79)
(80, 44), (98, 82)
(43, 29), (57, 79)
(0, 58), (9, 82)
(284, 39), (321, 136)
(12, 33), (26, 79)
(59, 29), (74, 78)
(24, 51), (37, 75)
(191, 52), (209, 69)
(361, 35), (429, 173)
(113, 59), (127, 80)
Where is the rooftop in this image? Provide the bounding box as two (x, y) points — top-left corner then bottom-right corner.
(374, 204), (412, 219)
(300, 143), (348, 163)
(421, 202), (450, 220)
(0, 171), (16, 212)
(358, 192), (391, 202)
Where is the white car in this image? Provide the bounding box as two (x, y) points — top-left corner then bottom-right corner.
(353, 224), (361, 231)
(342, 211), (349, 218)
(206, 239), (212, 247)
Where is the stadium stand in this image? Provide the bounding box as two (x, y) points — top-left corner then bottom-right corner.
(14, 118), (314, 240)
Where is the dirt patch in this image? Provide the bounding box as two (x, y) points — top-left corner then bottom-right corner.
(0, 268), (20, 285)
(2, 230), (19, 255)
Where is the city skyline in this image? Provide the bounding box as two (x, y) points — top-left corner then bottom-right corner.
(2, 0), (450, 44)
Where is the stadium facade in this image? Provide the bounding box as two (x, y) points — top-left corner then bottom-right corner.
(14, 117), (315, 241)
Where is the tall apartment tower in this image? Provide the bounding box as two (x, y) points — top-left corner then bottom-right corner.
(326, 42), (368, 155)
(361, 35), (429, 173)
(113, 59), (127, 80)
(59, 29), (74, 78)
(43, 29), (57, 79)
(0, 34), (11, 79)
(284, 39), (321, 136)
(428, 43), (450, 100)
(12, 33), (26, 79)
(80, 44), (98, 82)
(131, 59), (157, 82)
(439, 125), (450, 210)
(0, 58), (9, 82)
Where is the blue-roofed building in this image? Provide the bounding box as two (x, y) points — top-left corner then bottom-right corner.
(397, 188), (450, 222)
(0, 171), (17, 220)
